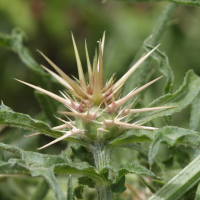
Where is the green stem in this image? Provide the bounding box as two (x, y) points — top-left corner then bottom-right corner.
(88, 142), (113, 200)
(91, 142), (111, 170)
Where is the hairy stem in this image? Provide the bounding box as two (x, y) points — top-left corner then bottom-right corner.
(88, 142), (113, 200)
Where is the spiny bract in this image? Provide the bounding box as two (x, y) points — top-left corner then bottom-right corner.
(16, 32), (173, 150)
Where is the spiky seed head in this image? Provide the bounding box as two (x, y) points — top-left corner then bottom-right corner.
(16, 32), (174, 149)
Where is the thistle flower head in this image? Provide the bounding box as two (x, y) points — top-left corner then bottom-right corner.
(16, 33), (174, 149)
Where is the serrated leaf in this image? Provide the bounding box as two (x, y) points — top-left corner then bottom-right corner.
(132, 70), (200, 125)
(149, 126), (200, 166)
(67, 175), (74, 200)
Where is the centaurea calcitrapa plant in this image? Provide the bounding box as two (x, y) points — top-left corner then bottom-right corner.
(16, 33), (172, 149)
(13, 33), (174, 199)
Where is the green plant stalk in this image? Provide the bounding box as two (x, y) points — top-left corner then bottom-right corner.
(88, 142), (113, 200)
(149, 154), (200, 200)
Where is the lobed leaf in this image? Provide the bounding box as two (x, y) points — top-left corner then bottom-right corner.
(148, 126), (200, 166)
(132, 70), (200, 125)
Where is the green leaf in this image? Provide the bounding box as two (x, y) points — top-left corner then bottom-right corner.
(0, 142), (107, 185)
(0, 102), (14, 112)
(110, 135), (152, 146)
(149, 154), (200, 200)
(117, 162), (155, 182)
(0, 28), (46, 77)
(71, 146), (95, 166)
(78, 176), (95, 188)
(132, 70), (200, 125)
(143, 41), (174, 94)
(149, 126), (200, 166)
(141, 177), (156, 194)
(0, 158), (30, 174)
(74, 185), (84, 199)
(111, 176), (126, 193)
(0, 102), (86, 146)
(67, 175), (74, 200)
(110, 138), (167, 181)
(173, 146), (191, 168)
